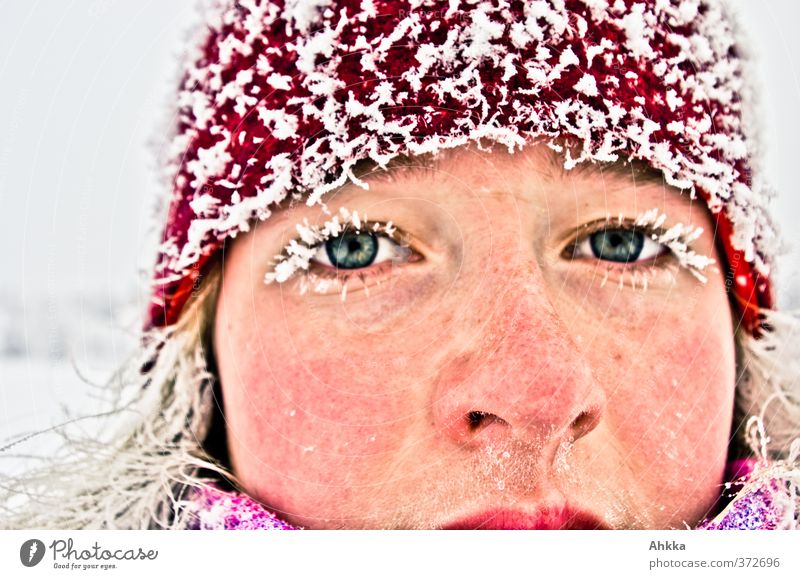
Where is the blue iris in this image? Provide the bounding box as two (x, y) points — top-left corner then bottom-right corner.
(589, 229), (645, 263)
(325, 231), (379, 269)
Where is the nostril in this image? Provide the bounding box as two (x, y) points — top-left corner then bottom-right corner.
(570, 410), (599, 438)
(466, 411), (508, 432)
(467, 411), (485, 430)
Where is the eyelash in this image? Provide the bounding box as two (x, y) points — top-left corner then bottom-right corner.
(560, 219), (672, 291)
(562, 218), (666, 262)
(268, 214), (711, 299)
(265, 210), (423, 299)
(299, 228), (421, 298)
(562, 216), (713, 289)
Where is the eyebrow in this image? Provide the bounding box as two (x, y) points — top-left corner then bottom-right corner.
(353, 146), (665, 186)
(351, 153), (441, 183)
(272, 154), (438, 213)
(288, 146), (665, 211)
(539, 144), (666, 185)
(596, 158), (666, 186)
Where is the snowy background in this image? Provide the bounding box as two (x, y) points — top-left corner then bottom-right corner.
(1, 0), (800, 466)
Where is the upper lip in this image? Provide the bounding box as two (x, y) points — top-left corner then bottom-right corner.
(439, 506), (611, 530)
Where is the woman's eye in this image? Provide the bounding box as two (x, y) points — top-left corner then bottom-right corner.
(312, 230), (408, 270)
(574, 228), (665, 263)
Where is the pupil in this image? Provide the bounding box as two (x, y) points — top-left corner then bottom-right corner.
(589, 229), (644, 263)
(325, 231), (379, 269)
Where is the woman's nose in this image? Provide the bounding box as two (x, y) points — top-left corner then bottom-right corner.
(430, 274), (606, 451)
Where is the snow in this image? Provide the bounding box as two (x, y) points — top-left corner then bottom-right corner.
(619, 3), (655, 59)
(0, 289), (139, 476)
(666, 89), (684, 111)
(266, 73), (293, 91)
(282, 0), (333, 34)
(678, 0), (699, 23)
(666, 120), (685, 134)
(574, 73), (599, 97)
(559, 46), (579, 68)
(635, 209), (716, 283)
(463, 4), (505, 64)
(257, 108), (300, 140)
(586, 38), (614, 68)
(186, 132), (233, 188)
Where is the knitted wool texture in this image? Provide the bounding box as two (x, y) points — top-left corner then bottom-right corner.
(148, 0), (776, 330)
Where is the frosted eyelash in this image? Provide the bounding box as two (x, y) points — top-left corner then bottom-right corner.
(598, 261), (679, 293)
(295, 270), (387, 302)
(263, 206), (397, 285)
(634, 208), (716, 284)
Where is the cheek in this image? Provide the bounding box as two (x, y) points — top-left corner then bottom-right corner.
(215, 292), (432, 504)
(598, 308), (736, 488)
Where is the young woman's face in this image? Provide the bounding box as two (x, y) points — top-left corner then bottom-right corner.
(213, 144), (736, 529)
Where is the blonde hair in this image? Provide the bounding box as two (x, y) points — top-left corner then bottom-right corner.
(1, 262), (799, 529)
(735, 310), (800, 459)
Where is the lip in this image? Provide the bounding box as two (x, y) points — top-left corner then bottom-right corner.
(440, 506), (611, 530)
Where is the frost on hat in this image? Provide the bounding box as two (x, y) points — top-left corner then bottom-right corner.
(148, 0), (776, 332)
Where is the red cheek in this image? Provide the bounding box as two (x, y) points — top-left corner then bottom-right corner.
(227, 351), (417, 456)
(601, 319), (734, 487)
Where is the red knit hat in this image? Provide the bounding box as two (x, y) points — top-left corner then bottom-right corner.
(148, 0), (776, 333)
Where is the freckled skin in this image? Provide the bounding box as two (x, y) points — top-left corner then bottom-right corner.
(213, 145), (736, 529)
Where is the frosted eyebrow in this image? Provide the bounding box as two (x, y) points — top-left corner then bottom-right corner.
(263, 206), (396, 284)
(634, 208), (716, 283)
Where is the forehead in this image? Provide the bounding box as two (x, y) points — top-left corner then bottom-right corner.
(270, 143), (700, 227)
(351, 144), (667, 191)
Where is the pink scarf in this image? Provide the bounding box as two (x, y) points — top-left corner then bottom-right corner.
(183, 459), (786, 530)
(696, 459), (784, 530)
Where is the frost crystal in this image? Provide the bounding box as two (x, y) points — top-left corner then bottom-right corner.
(574, 73), (599, 97)
(264, 207), (397, 285)
(635, 208), (716, 283)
